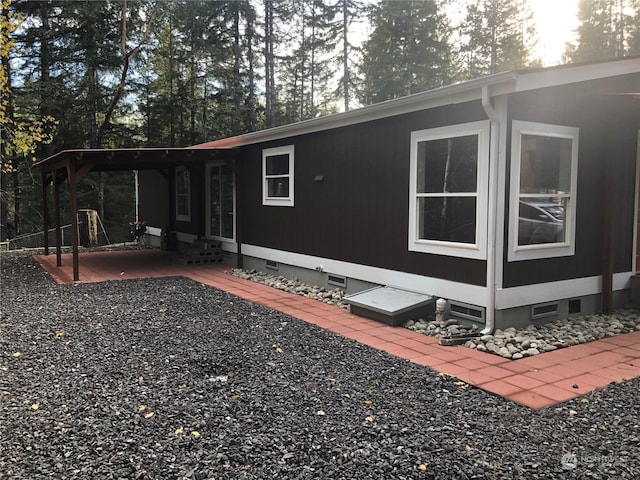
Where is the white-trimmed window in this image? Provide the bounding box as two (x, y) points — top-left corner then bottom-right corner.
(175, 167), (191, 221)
(408, 121), (490, 259)
(508, 120), (579, 261)
(263, 145), (294, 207)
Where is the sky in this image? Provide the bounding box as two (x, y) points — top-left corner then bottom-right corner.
(530, 0), (580, 65)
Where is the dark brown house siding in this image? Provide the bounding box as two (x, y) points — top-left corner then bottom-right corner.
(502, 74), (640, 288)
(238, 101), (489, 287)
(138, 170), (170, 227)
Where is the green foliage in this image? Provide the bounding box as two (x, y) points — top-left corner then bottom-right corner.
(358, 0), (453, 104)
(2, 0), (633, 243)
(459, 0), (536, 79)
(0, 0), (57, 172)
(565, 0), (640, 62)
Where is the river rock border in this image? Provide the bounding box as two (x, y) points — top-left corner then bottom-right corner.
(226, 268), (348, 308)
(226, 269), (640, 360)
(406, 313), (640, 359)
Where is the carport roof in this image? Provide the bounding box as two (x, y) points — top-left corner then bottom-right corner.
(35, 146), (237, 174)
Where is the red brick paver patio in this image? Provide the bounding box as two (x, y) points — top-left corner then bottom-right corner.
(34, 249), (640, 410)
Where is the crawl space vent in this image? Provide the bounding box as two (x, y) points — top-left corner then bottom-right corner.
(344, 286), (433, 326)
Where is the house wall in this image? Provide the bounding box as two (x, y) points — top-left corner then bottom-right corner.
(238, 100), (490, 287)
(502, 74), (640, 289)
(138, 170), (170, 227)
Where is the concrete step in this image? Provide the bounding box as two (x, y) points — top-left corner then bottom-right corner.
(182, 247), (222, 258)
(174, 254), (223, 266)
(191, 238), (222, 250)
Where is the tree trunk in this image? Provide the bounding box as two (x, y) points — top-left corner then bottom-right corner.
(264, 0), (275, 128)
(343, 0), (350, 111)
(246, 7), (257, 132)
(232, 4), (242, 134)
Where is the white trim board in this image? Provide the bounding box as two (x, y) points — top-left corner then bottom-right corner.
(241, 244), (633, 312)
(495, 272), (633, 310)
(240, 244), (488, 306)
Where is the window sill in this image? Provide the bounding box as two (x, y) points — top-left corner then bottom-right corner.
(409, 240), (486, 260)
(508, 243), (574, 262)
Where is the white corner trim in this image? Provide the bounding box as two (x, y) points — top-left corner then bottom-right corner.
(241, 243), (488, 306)
(495, 272), (633, 310)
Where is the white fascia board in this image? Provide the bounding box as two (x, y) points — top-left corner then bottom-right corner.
(495, 272), (633, 310)
(241, 244), (488, 306)
(515, 58), (640, 93)
(193, 73), (518, 149)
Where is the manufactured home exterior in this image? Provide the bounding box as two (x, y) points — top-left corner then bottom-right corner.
(136, 58), (639, 331)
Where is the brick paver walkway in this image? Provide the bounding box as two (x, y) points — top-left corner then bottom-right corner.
(34, 249), (640, 410)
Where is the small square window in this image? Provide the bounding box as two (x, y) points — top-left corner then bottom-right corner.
(263, 146), (294, 207)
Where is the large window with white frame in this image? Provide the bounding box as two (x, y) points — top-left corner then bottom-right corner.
(175, 167), (191, 221)
(263, 145), (294, 207)
(508, 120), (579, 261)
(408, 121), (490, 259)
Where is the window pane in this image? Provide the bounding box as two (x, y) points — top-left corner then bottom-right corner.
(418, 197), (476, 243)
(266, 154), (290, 175)
(520, 135), (572, 194)
(417, 135), (478, 194)
(518, 198), (567, 245)
(210, 169), (221, 236)
(221, 167), (234, 238)
(267, 177), (289, 197)
(176, 170), (190, 194)
(210, 166), (234, 238)
(176, 196), (189, 217)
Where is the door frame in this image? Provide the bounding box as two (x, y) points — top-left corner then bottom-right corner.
(204, 162), (237, 249)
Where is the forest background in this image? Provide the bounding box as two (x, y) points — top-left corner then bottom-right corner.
(1, 0), (639, 245)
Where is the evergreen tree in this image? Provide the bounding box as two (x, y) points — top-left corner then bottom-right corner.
(358, 0), (453, 105)
(333, 0), (366, 112)
(1, 0), (56, 239)
(459, 0), (535, 79)
(280, 0), (337, 123)
(565, 0), (640, 62)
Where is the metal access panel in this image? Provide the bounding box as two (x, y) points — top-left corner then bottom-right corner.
(344, 286), (433, 327)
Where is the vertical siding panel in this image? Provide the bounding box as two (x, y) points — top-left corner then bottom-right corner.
(502, 75), (640, 288)
(240, 101), (490, 286)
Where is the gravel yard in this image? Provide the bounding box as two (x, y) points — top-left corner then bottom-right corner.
(1, 251), (639, 479)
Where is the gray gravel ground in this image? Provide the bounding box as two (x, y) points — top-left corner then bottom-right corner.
(1, 251), (639, 479)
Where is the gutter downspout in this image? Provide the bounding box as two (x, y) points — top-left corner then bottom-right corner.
(482, 85), (499, 334)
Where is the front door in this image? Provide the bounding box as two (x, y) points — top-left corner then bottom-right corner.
(206, 163), (235, 240)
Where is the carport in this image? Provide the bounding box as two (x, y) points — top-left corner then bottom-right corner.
(36, 147), (237, 281)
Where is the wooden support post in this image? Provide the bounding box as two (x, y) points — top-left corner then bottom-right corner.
(54, 171), (62, 267)
(42, 171), (50, 256)
(67, 161), (80, 281)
